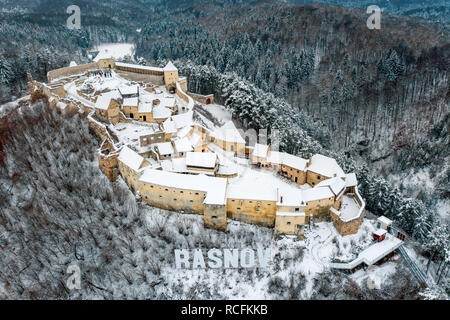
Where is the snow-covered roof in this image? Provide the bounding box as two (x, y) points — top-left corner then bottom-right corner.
(277, 188), (305, 207)
(93, 50), (113, 62)
(253, 144), (269, 159)
(119, 85), (139, 96)
(118, 146), (145, 171)
(276, 211), (305, 217)
(267, 151), (283, 164)
(189, 133), (203, 148)
(172, 111), (193, 129)
(177, 126), (193, 138)
(123, 97), (139, 107)
(94, 95), (111, 110)
(337, 195), (362, 221)
(163, 61), (178, 72)
(315, 177), (346, 196)
(186, 152), (217, 169)
(377, 216), (393, 226)
(153, 105), (172, 119)
(345, 173), (357, 187)
(359, 234), (402, 266)
(138, 102), (152, 113)
(281, 153), (308, 171)
(56, 101), (68, 110)
(226, 183), (277, 201)
(374, 229), (387, 237)
(102, 89), (122, 100)
(162, 118), (177, 133)
(139, 169), (227, 205)
(302, 187), (334, 203)
(307, 154), (345, 178)
(173, 137), (193, 153)
(141, 92), (175, 109)
(161, 158), (186, 173)
(155, 142), (174, 156)
(266, 151), (307, 171)
(211, 121), (245, 144)
(115, 62), (163, 73)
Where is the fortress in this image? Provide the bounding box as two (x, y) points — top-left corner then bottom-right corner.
(27, 57), (365, 239)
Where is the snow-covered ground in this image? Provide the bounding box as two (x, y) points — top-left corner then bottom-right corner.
(0, 100), (20, 118)
(111, 122), (159, 148)
(351, 262), (398, 290)
(156, 216), (379, 299)
(77, 70), (131, 94)
(92, 43), (135, 62)
(340, 195), (362, 220)
(204, 104), (232, 124)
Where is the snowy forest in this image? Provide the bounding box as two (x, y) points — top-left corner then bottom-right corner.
(0, 0), (448, 299)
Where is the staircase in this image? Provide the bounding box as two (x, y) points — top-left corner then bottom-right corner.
(398, 245), (430, 287)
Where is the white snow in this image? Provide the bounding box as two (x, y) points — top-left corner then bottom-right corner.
(307, 154), (345, 178)
(155, 142), (175, 156)
(281, 153), (308, 171)
(162, 118), (177, 133)
(204, 104), (232, 123)
(115, 62), (163, 72)
(302, 187), (334, 202)
(119, 85), (139, 97)
(118, 146), (145, 171)
(94, 95), (112, 110)
(276, 211), (305, 217)
(345, 172), (358, 187)
(186, 152), (217, 169)
(358, 233), (403, 265)
(350, 262), (398, 290)
(377, 215), (393, 227)
(374, 229), (387, 237)
(163, 61), (178, 72)
(172, 111), (194, 129)
(266, 151), (308, 171)
(138, 102), (153, 113)
(173, 137), (193, 153)
(210, 121), (245, 144)
(93, 43), (135, 62)
(336, 195), (361, 221)
(123, 97), (139, 107)
(315, 177), (346, 197)
(152, 105), (172, 119)
(139, 169), (227, 205)
(252, 143), (269, 158)
(110, 122), (159, 147)
(56, 101), (68, 110)
(277, 188), (305, 207)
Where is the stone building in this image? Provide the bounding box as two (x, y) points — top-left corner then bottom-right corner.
(306, 154), (345, 186)
(210, 121), (246, 156)
(226, 185), (277, 228)
(94, 94), (120, 125)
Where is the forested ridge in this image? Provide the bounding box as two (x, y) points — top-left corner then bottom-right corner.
(135, 1), (449, 222)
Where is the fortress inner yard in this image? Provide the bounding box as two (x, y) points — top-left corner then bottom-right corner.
(27, 58), (366, 239)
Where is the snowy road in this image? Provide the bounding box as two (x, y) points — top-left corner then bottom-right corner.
(308, 222), (334, 271)
(65, 82), (95, 108)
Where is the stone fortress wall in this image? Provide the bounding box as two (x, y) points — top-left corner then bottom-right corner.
(29, 58), (365, 239)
